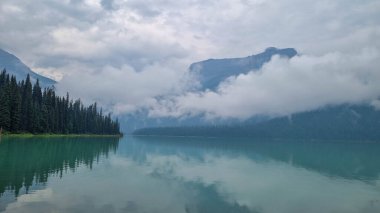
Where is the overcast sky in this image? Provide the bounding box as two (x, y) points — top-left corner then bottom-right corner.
(0, 0), (379, 119)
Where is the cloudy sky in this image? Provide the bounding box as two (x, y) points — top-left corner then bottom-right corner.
(0, 0), (379, 120)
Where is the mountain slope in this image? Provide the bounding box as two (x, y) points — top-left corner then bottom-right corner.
(122, 47), (297, 133)
(133, 104), (380, 141)
(0, 49), (56, 87)
(190, 47), (297, 90)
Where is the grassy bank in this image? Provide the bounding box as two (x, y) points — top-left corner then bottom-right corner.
(1, 133), (123, 138)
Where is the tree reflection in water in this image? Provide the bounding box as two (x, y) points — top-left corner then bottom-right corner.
(0, 137), (119, 197)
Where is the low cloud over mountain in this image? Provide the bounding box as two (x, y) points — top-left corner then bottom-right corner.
(148, 47), (380, 120)
(1, 0), (379, 126)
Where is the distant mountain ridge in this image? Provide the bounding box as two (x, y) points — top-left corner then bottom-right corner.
(0, 49), (56, 87)
(122, 47), (296, 132)
(132, 47), (380, 140)
(190, 47), (297, 90)
(133, 104), (380, 141)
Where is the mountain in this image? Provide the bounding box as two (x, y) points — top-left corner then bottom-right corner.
(133, 104), (380, 141)
(0, 49), (56, 87)
(190, 47), (297, 90)
(122, 47), (297, 133)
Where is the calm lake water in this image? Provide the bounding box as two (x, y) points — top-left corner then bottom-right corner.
(0, 136), (380, 213)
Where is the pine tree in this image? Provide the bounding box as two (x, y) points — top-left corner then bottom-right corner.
(21, 74), (33, 132)
(0, 70), (121, 135)
(9, 76), (21, 132)
(0, 81), (11, 130)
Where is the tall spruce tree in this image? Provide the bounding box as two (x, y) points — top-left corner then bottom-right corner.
(0, 78), (11, 130)
(21, 74), (33, 132)
(9, 76), (21, 132)
(0, 70), (121, 134)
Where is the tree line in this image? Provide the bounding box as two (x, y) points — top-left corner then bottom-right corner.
(0, 69), (120, 134)
(133, 105), (380, 140)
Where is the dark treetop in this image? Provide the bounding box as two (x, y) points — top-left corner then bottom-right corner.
(0, 69), (120, 135)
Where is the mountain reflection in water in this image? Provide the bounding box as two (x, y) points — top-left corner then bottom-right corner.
(1, 136), (380, 213)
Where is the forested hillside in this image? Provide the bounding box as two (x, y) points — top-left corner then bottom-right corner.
(133, 105), (380, 141)
(0, 70), (120, 135)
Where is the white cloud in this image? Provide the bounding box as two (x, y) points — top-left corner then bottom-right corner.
(50, 27), (107, 59)
(0, 0), (379, 120)
(56, 60), (195, 114)
(147, 45), (380, 119)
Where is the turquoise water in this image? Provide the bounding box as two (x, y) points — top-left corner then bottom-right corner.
(0, 136), (380, 213)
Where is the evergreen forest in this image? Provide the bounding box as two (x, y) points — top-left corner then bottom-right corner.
(133, 105), (380, 140)
(0, 69), (120, 134)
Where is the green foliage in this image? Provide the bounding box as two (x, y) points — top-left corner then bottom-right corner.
(133, 105), (380, 141)
(0, 70), (121, 135)
(0, 70), (11, 129)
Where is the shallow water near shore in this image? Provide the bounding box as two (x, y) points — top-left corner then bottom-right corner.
(0, 136), (380, 213)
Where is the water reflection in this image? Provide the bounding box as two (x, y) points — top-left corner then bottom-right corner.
(1, 136), (380, 213)
(118, 137), (380, 213)
(129, 137), (380, 181)
(0, 137), (119, 198)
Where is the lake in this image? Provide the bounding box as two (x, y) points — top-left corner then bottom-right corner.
(0, 136), (380, 213)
